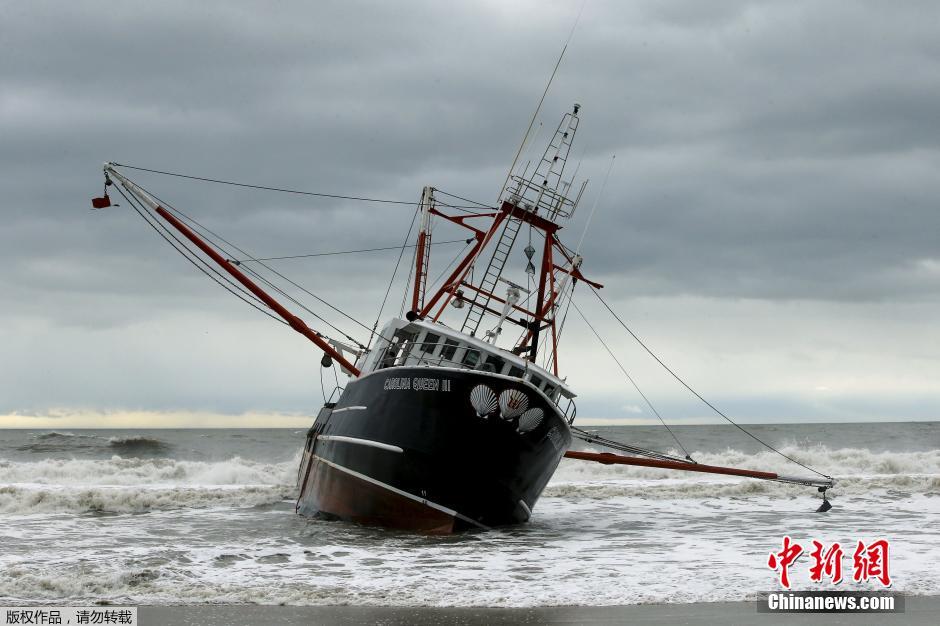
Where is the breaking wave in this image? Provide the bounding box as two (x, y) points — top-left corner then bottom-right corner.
(16, 432), (171, 456)
(0, 455), (298, 486)
(34, 431), (97, 441)
(0, 455), (300, 514)
(1, 444), (937, 514)
(106, 435), (170, 454)
(0, 484), (294, 515)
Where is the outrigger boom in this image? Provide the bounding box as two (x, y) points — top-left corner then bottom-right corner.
(564, 450), (835, 490)
(104, 165), (361, 377)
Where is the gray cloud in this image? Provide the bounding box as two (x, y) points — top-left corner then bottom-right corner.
(1, 0), (938, 420)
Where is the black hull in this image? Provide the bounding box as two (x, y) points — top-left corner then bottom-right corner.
(296, 366), (571, 533)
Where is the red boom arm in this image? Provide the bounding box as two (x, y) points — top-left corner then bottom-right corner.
(153, 206), (361, 377)
(564, 450), (777, 479)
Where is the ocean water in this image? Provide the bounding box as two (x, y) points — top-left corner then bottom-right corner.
(0, 422), (938, 606)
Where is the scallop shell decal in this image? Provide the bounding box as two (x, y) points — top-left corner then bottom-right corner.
(498, 389), (529, 420)
(470, 384), (498, 418)
(517, 407), (544, 433)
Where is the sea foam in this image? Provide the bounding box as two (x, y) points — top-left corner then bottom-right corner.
(0, 455), (300, 514)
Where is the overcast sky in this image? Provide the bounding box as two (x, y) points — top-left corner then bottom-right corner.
(2, 0), (938, 428)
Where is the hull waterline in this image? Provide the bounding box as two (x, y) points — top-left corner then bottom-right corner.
(295, 366), (572, 533)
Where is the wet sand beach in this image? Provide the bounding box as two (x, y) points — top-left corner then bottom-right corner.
(141, 597), (937, 626)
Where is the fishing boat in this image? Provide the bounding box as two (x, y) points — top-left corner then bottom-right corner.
(94, 104), (835, 534)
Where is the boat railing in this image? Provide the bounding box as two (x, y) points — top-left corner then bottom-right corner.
(506, 175), (576, 219)
(375, 338), (575, 420)
(561, 397), (577, 425)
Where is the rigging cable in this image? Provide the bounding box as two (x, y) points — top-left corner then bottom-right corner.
(553, 280), (576, 356)
(426, 239), (474, 295)
(109, 163), (492, 209)
(238, 262), (365, 349)
(232, 258), (369, 345)
(570, 299), (694, 461)
(496, 0), (585, 199)
(122, 173), (373, 342)
(510, 287), (537, 351)
(116, 183), (274, 315)
(112, 184), (288, 327)
(433, 188), (493, 208)
(367, 204), (419, 351)
(452, 0), (586, 298)
(554, 152), (615, 354)
(425, 198), (486, 215)
(575, 155), (614, 255)
(569, 425), (689, 463)
(239, 238), (470, 263)
(588, 286), (832, 479)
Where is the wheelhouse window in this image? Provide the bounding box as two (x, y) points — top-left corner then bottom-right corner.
(420, 332), (441, 355)
(461, 348), (480, 368)
(507, 365), (525, 379)
(482, 355), (506, 374)
(380, 338), (401, 368)
(397, 331), (419, 365)
(381, 329), (417, 368)
(439, 339), (459, 362)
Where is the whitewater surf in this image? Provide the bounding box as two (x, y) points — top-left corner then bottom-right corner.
(1, 424), (937, 605)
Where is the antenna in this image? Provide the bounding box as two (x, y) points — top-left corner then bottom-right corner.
(576, 154), (615, 255)
(432, 2), (588, 321)
(497, 0), (588, 203)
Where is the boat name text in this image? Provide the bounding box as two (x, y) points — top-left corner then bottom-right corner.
(383, 377), (452, 392)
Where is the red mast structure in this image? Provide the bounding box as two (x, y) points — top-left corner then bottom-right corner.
(410, 104), (601, 373)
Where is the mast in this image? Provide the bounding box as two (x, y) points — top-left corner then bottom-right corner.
(412, 104), (601, 372)
(411, 186), (434, 314)
(461, 104), (582, 339)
